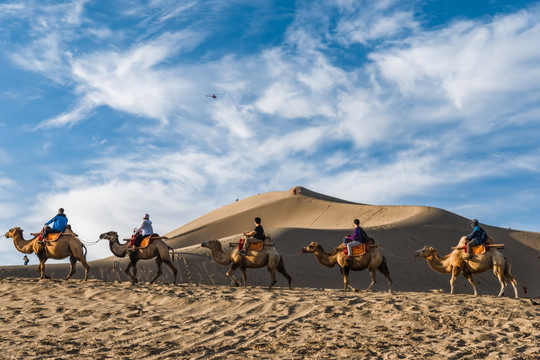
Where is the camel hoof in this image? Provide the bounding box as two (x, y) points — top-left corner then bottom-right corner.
(354, 288), (360, 292)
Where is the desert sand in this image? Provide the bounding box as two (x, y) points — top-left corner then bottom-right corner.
(0, 278), (538, 359)
(1, 187), (539, 359)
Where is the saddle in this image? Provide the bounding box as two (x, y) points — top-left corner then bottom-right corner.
(238, 238), (264, 252)
(44, 233), (63, 241)
(464, 243), (489, 255)
(342, 243), (367, 257)
(138, 235), (157, 249)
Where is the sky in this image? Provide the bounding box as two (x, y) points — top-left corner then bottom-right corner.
(1, 0), (540, 265)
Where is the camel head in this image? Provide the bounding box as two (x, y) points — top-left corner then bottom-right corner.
(99, 231), (118, 241)
(201, 239), (221, 250)
(5, 227), (21, 239)
(414, 246), (436, 259)
(301, 242), (322, 254)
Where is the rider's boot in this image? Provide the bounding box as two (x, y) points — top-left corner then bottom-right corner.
(464, 242), (473, 260)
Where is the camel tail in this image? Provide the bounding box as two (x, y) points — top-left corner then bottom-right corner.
(82, 244), (88, 258)
(168, 246), (176, 262)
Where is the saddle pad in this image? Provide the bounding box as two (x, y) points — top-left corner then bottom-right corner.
(139, 235), (155, 249)
(46, 233), (62, 241)
(343, 243), (366, 256)
(471, 244), (487, 255)
(249, 241), (263, 251)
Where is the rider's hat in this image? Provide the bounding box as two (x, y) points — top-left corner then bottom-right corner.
(143, 214), (150, 219)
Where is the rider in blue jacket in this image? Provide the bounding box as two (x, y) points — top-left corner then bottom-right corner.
(41, 208), (68, 242)
(465, 219), (488, 260)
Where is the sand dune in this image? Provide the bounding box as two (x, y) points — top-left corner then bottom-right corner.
(1, 187), (539, 358)
(4, 186), (539, 296)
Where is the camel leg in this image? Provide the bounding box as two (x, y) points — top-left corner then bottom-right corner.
(364, 269), (377, 292)
(267, 266), (277, 289)
(342, 267), (358, 292)
(226, 263), (241, 287)
(450, 266), (462, 295)
(462, 272), (478, 297)
(377, 257), (392, 293)
(493, 264), (507, 297)
(39, 261), (46, 279)
(150, 257), (163, 284)
(65, 256), (77, 280)
(239, 267), (248, 287)
(69, 243), (90, 281)
(37, 255), (50, 280)
(125, 262), (137, 284)
(503, 259), (518, 298)
(276, 257), (292, 289)
(80, 258), (91, 281)
(73, 244), (91, 281)
(163, 259), (177, 285)
(163, 250), (177, 284)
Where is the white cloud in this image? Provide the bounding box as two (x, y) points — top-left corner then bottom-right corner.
(333, 0), (419, 45)
(369, 9), (540, 117)
(37, 31), (205, 128)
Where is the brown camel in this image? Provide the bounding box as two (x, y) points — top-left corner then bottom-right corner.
(414, 236), (518, 297)
(301, 242), (392, 292)
(5, 227), (90, 281)
(201, 238), (292, 289)
(99, 231), (177, 284)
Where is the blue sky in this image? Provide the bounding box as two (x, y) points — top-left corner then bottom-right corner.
(1, 0), (540, 265)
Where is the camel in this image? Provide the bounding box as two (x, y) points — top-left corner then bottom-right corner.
(5, 227), (90, 281)
(99, 231), (177, 284)
(301, 242), (392, 292)
(201, 238), (292, 289)
(414, 236), (518, 297)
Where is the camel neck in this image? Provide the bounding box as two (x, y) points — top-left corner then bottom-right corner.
(12, 231), (35, 254)
(425, 252), (453, 274)
(313, 248), (338, 268)
(209, 244), (233, 265)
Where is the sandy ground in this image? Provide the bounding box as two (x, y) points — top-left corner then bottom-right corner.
(0, 277), (538, 360)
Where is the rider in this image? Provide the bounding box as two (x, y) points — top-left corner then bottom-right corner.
(131, 213), (154, 250)
(239, 217), (265, 255)
(464, 219), (488, 260)
(40, 208), (68, 243)
(343, 218), (365, 261)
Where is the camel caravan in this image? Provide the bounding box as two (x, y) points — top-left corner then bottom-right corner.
(4, 208), (522, 298)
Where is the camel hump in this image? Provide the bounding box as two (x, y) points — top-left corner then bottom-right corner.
(62, 225), (79, 236)
(263, 236), (273, 245)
